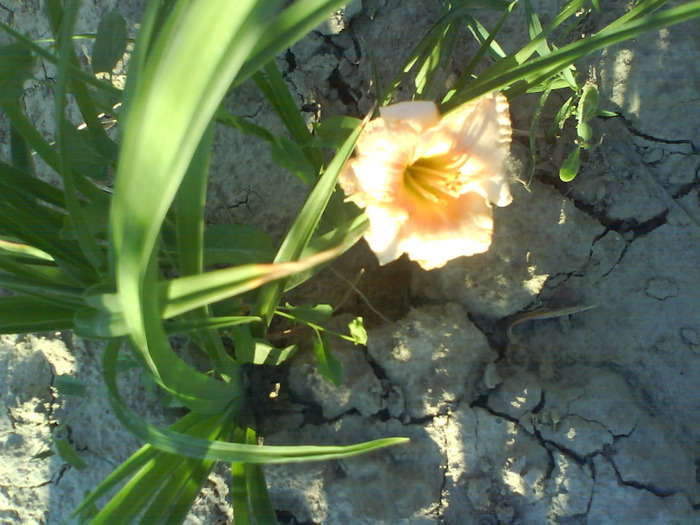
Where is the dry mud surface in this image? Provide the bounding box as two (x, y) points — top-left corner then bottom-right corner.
(1, 1), (699, 524)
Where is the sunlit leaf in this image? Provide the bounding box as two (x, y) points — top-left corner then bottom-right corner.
(559, 146), (581, 182)
(580, 84), (599, 118)
(348, 317), (367, 346)
(313, 329), (343, 386)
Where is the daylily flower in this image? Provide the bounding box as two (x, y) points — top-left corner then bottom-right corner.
(339, 92), (512, 270)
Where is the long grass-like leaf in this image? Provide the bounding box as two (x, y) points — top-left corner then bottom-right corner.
(134, 421), (227, 525)
(103, 341), (408, 463)
(70, 411), (209, 519)
(381, 4), (477, 105)
(147, 456), (217, 524)
(173, 121), (236, 377)
(253, 113), (368, 330)
(74, 250), (339, 340)
(0, 201), (96, 283)
(0, 20), (121, 97)
(9, 123), (33, 173)
(231, 427), (253, 525)
(91, 456), (189, 524)
(243, 428), (278, 525)
(111, 0), (283, 413)
(236, 0), (350, 85)
(443, 1), (700, 110)
(0, 295), (77, 333)
(92, 411), (228, 525)
(442, 4), (516, 105)
(0, 161), (68, 209)
(49, 0), (104, 271)
(254, 60), (322, 171)
(0, 271), (83, 302)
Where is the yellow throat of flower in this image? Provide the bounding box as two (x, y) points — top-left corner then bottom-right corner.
(403, 151), (469, 204)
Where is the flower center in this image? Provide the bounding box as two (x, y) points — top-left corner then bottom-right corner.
(403, 151), (469, 203)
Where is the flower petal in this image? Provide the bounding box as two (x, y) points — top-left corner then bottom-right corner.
(363, 203), (408, 265)
(379, 100), (440, 131)
(340, 116), (419, 202)
(397, 192), (494, 270)
(439, 92), (512, 206)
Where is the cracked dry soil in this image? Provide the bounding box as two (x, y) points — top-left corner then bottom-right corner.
(1, 1), (700, 524)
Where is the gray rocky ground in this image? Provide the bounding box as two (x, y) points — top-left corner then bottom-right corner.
(1, 0), (699, 524)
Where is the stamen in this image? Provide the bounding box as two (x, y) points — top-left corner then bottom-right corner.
(404, 170), (444, 203)
(404, 151), (470, 203)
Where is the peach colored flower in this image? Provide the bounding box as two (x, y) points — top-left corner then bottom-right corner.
(339, 92), (512, 270)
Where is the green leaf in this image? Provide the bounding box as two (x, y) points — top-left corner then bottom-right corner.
(577, 122), (593, 143)
(110, 0), (286, 413)
(165, 315), (259, 335)
(103, 340), (408, 463)
(51, 0), (106, 274)
(32, 449), (55, 461)
(230, 325), (295, 365)
(550, 95), (575, 138)
(524, 0), (551, 56)
(55, 436), (88, 470)
(75, 250), (338, 340)
(236, 0), (351, 86)
(246, 463), (278, 524)
(9, 123), (33, 173)
(253, 112), (368, 330)
(254, 339), (297, 366)
(203, 224), (273, 266)
(559, 146), (581, 182)
(88, 414), (228, 524)
(528, 82), (553, 182)
(230, 325), (256, 363)
(383, 4), (481, 104)
(285, 212), (368, 292)
(280, 303), (333, 324)
(61, 125), (117, 181)
(139, 457), (214, 524)
(445, 0), (700, 110)
(215, 106), (277, 142)
(270, 136), (317, 185)
(0, 295), (77, 334)
(92, 9), (127, 74)
(313, 330), (343, 386)
(232, 427), (278, 525)
(254, 60), (322, 171)
(163, 248), (343, 320)
(70, 412), (206, 520)
(60, 197), (110, 240)
(577, 84), (599, 142)
(348, 317), (367, 346)
(0, 161), (67, 210)
(312, 115), (361, 149)
(54, 375), (88, 397)
(0, 43), (35, 102)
